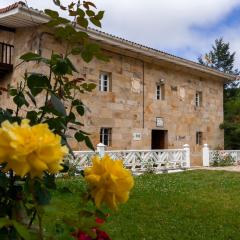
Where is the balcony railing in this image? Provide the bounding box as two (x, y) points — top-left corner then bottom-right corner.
(0, 42), (14, 74)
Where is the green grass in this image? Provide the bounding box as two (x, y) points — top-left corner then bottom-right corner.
(44, 170), (240, 240)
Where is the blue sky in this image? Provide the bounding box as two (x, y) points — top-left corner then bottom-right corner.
(2, 0), (240, 69)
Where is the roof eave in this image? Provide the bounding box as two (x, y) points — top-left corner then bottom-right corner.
(0, 4), (237, 81)
(86, 28), (236, 81)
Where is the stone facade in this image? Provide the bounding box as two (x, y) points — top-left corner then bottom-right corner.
(0, 26), (225, 166)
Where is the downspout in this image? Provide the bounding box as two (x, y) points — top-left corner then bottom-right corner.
(142, 60), (145, 129)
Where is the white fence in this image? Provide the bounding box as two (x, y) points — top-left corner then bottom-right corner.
(70, 143), (240, 172)
(73, 143), (190, 173)
(203, 144), (240, 166)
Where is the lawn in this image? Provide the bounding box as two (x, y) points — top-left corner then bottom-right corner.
(44, 170), (240, 240)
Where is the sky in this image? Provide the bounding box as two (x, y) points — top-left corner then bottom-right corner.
(1, 0), (240, 69)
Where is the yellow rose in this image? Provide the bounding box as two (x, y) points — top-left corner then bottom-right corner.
(0, 119), (68, 177)
(84, 155), (134, 210)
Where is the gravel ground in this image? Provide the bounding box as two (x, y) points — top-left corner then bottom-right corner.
(193, 165), (240, 172)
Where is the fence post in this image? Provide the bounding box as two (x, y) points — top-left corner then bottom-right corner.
(202, 143), (210, 167)
(97, 143), (106, 158)
(183, 144), (190, 168)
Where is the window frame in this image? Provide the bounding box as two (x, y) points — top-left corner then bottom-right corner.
(195, 91), (202, 107)
(156, 83), (165, 100)
(100, 128), (112, 146)
(99, 72), (111, 92)
(196, 131), (203, 145)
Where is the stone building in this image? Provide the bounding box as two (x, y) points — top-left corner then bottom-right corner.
(0, 2), (236, 165)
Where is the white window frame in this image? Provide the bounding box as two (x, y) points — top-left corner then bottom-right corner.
(195, 91), (202, 107)
(100, 128), (112, 146)
(156, 84), (164, 100)
(99, 72), (111, 92)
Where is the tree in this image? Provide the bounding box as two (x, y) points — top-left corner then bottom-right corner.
(198, 38), (240, 149)
(198, 38), (238, 73)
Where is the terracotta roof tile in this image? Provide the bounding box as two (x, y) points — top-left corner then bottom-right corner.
(0, 1), (25, 14)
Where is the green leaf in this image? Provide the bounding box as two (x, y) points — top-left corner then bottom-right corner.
(45, 9), (59, 18)
(13, 92), (29, 108)
(27, 73), (50, 96)
(0, 218), (10, 228)
(53, 0), (60, 6)
(77, 8), (85, 18)
(44, 174), (56, 190)
(66, 58), (78, 73)
(74, 132), (86, 142)
(26, 111), (38, 124)
(69, 10), (78, 16)
(57, 17), (71, 24)
(34, 181), (51, 205)
(87, 43), (101, 53)
(95, 53), (110, 62)
(12, 220), (31, 240)
(90, 17), (101, 28)
(52, 58), (72, 75)
(0, 173), (9, 188)
(81, 83), (96, 92)
(81, 50), (93, 63)
(75, 31), (88, 39)
(85, 136), (94, 151)
(47, 19), (62, 27)
(68, 2), (75, 9)
(76, 105), (85, 116)
(8, 88), (18, 96)
(86, 10), (95, 17)
(45, 117), (67, 131)
(83, 1), (96, 9)
(20, 52), (42, 62)
(77, 17), (88, 28)
(47, 17), (70, 27)
(95, 11), (105, 20)
(50, 93), (67, 116)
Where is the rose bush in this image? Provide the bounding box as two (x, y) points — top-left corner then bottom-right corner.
(0, 1), (134, 239)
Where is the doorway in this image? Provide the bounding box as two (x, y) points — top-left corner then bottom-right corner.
(151, 130), (168, 149)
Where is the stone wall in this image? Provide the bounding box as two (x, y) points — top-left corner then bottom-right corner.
(0, 27), (224, 166)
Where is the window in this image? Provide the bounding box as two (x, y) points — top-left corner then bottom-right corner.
(156, 84), (165, 100)
(100, 128), (112, 146)
(195, 91), (202, 107)
(99, 72), (111, 92)
(196, 131), (203, 145)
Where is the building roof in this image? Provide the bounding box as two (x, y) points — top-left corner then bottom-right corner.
(0, 1), (237, 81)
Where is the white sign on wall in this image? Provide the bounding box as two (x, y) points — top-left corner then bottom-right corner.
(156, 117), (164, 127)
(133, 133), (142, 141)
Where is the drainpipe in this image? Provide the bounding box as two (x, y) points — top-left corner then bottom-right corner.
(142, 60), (145, 129)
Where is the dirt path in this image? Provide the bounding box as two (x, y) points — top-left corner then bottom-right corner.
(193, 166), (240, 172)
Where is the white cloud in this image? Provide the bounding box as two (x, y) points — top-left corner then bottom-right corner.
(1, 0), (240, 68)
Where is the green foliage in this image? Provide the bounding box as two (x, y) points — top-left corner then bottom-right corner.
(220, 88), (240, 149)
(0, 0), (108, 239)
(198, 38), (238, 74)
(210, 151), (235, 166)
(198, 38), (240, 149)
